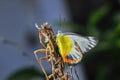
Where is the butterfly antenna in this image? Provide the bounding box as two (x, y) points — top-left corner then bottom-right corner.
(35, 23), (40, 30)
(59, 14), (62, 31)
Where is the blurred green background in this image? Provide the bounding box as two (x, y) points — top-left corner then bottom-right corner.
(0, 0), (120, 80)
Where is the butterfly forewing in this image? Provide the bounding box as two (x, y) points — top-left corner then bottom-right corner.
(64, 33), (98, 53)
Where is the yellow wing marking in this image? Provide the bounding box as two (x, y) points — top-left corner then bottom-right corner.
(56, 34), (73, 57)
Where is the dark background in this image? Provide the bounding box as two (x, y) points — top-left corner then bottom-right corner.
(65, 0), (120, 80)
(67, 0), (120, 80)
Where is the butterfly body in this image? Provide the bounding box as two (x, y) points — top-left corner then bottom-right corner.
(56, 31), (98, 64)
(56, 34), (73, 56)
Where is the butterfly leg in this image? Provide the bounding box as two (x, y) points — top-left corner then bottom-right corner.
(34, 49), (49, 80)
(69, 65), (73, 80)
(39, 31), (46, 48)
(73, 65), (80, 80)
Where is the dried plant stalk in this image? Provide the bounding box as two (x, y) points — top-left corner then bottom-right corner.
(34, 22), (71, 80)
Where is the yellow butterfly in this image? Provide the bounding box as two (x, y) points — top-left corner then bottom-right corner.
(56, 31), (98, 64)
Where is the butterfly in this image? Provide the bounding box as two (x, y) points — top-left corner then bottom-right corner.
(56, 31), (98, 64)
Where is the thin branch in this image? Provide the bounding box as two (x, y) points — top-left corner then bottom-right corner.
(0, 37), (32, 60)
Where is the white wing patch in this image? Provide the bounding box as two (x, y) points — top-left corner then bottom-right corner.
(66, 41), (83, 63)
(68, 34), (98, 53)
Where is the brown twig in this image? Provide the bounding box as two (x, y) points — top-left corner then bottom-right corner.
(0, 37), (32, 60)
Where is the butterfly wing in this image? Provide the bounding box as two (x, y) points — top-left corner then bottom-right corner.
(57, 32), (98, 64)
(65, 33), (98, 53)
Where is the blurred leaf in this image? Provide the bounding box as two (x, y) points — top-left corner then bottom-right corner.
(7, 67), (46, 80)
(113, 12), (120, 23)
(87, 5), (109, 26)
(114, 22), (120, 36)
(116, 24), (120, 32)
(86, 5), (109, 37)
(119, 0), (120, 4)
(115, 39), (120, 48)
(86, 25), (100, 36)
